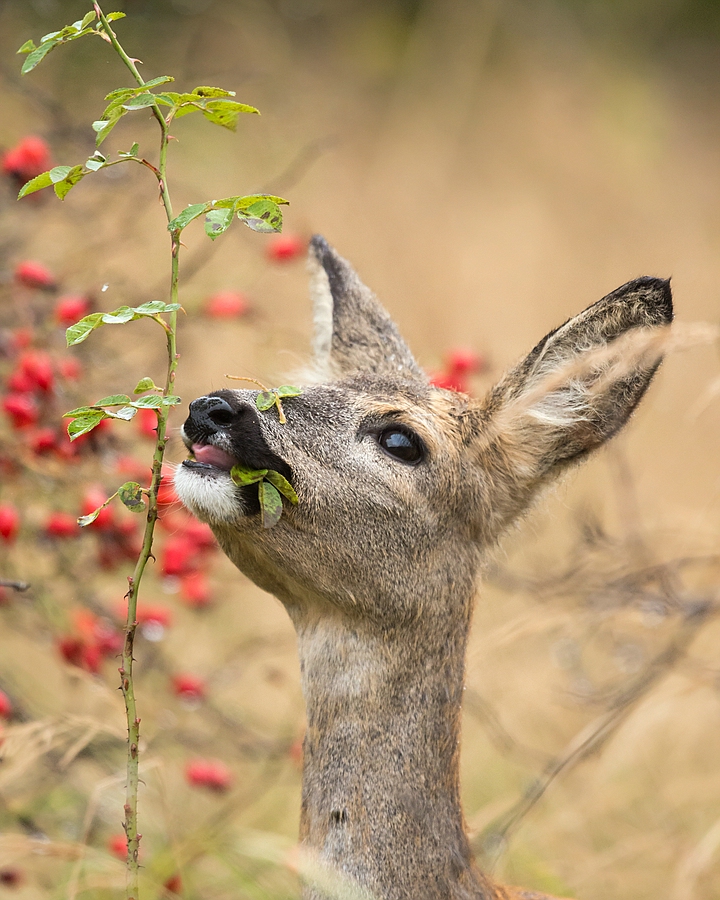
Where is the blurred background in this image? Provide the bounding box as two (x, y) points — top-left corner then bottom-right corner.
(0, 1), (719, 898)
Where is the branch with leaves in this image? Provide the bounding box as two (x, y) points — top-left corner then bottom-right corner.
(16, 5), (292, 899)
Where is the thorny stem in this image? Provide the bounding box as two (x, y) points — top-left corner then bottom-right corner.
(95, 5), (178, 898)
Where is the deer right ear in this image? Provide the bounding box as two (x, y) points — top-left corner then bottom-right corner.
(466, 276), (673, 538)
(308, 235), (424, 381)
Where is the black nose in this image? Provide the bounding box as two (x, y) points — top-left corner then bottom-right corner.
(187, 395), (235, 434)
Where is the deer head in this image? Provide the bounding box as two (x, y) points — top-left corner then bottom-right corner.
(174, 235), (672, 900)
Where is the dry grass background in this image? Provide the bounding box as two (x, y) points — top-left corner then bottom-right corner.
(0, 0), (719, 898)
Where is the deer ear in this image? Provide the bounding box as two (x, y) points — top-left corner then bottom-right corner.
(308, 235), (425, 381)
(468, 276), (673, 536)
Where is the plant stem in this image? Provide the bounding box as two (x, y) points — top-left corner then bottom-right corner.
(95, 5), (178, 899)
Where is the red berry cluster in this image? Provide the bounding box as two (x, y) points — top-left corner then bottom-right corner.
(1, 135), (51, 186)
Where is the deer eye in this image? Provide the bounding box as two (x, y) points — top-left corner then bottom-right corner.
(377, 427), (424, 464)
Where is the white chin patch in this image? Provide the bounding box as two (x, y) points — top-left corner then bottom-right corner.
(174, 464), (243, 524)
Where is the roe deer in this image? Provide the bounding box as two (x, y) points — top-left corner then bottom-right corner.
(174, 235), (673, 900)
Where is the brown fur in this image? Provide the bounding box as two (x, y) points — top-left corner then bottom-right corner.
(175, 236), (672, 900)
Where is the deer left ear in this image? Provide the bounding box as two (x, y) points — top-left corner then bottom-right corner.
(466, 276), (673, 538)
(308, 235), (425, 381)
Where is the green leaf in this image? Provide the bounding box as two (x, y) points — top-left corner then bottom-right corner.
(204, 208), (233, 240)
(21, 41), (55, 74)
(66, 313), (104, 347)
(122, 92), (157, 110)
(53, 164), (85, 200)
(133, 300), (181, 315)
(191, 85), (236, 98)
(255, 391), (277, 411)
(63, 406), (96, 418)
(130, 394), (164, 409)
(276, 385), (302, 398)
(105, 12), (126, 22)
(104, 87), (135, 103)
(134, 377), (158, 394)
(259, 480), (283, 529)
(237, 199), (284, 234)
(95, 394), (132, 406)
(67, 410), (107, 440)
(230, 465), (267, 486)
(265, 470), (298, 505)
(118, 481), (145, 512)
(234, 194), (289, 209)
(141, 75), (174, 90)
(80, 10), (97, 29)
(123, 142), (140, 157)
(17, 39), (36, 54)
(101, 307), (135, 324)
(202, 98), (259, 131)
(168, 202), (208, 232)
(17, 170), (53, 199)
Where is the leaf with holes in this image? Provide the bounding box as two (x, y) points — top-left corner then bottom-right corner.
(259, 480), (283, 529)
(265, 470), (298, 505)
(230, 465), (267, 487)
(205, 208), (233, 240)
(118, 482), (145, 513)
(236, 199), (284, 234)
(255, 391), (277, 411)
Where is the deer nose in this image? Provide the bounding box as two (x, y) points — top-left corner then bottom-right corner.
(187, 395), (235, 433)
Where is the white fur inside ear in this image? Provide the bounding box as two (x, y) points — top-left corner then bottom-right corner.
(174, 465), (243, 524)
(308, 254), (334, 376)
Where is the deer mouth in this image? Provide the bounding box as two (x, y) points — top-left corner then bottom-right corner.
(184, 441), (238, 472)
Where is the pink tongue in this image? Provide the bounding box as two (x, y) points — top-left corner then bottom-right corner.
(192, 443), (237, 470)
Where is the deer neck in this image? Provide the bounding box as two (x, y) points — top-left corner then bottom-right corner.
(290, 598), (497, 900)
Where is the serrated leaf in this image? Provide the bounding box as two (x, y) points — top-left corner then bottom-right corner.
(81, 10), (97, 29)
(234, 194), (289, 209)
(141, 75), (173, 90)
(104, 86), (135, 102)
(237, 199), (283, 234)
(53, 164), (85, 200)
(168, 202), (208, 232)
(21, 41), (55, 73)
(265, 470), (298, 504)
(230, 465), (267, 486)
(105, 12), (126, 21)
(133, 300), (181, 314)
(118, 481), (145, 512)
(17, 39), (36, 54)
(94, 394), (132, 406)
(162, 395), (181, 406)
(63, 406), (96, 418)
(191, 85), (236, 98)
(101, 307), (135, 324)
(122, 92), (157, 110)
(204, 208), (233, 240)
(133, 377), (157, 394)
(259, 480), (283, 529)
(202, 99), (259, 131)
(18, 170), (53, 199)
(67, 410), (107, 440)
(130, 394), (164, 409)
(276, 385), (302, 398)
(255, 391), (277, 411)
(66, 313), (104, 347)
